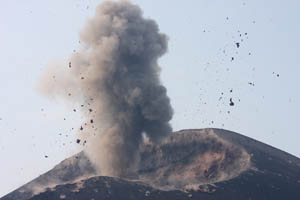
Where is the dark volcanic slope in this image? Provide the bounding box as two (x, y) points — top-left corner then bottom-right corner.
(1, 151), (96, 200)
(2, 129), (300, 200)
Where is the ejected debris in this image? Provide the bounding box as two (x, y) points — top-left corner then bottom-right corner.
(273, 72), (280, 77)
(229, 98), (235, 106)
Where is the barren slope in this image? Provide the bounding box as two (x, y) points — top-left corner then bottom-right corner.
(2, 129), (300, 200)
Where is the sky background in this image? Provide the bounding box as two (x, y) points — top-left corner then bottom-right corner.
(0, 0), (299, 197)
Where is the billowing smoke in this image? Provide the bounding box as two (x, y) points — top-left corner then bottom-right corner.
(38, 0), (173, 177)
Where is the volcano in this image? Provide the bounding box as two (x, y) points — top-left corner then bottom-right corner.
(1, 128), (300, 200)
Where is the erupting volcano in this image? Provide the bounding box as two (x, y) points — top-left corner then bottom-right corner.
(1, 1), (300, 200)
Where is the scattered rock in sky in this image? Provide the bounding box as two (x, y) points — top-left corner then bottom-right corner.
(229, 98), (235, 106)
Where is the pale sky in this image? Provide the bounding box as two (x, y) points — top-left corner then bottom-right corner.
(0, 0), (299, 197)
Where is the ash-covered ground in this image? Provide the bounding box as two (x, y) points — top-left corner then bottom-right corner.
(137, 129), (250, 190)
(3, 128), (300, 200)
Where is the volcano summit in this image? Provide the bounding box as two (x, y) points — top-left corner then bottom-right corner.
(2, 129), (300, 200)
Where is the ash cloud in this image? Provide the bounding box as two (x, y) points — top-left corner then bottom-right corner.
(38, 0), (173, 177)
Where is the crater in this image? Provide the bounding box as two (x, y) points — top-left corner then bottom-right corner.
(137, 129), (251, 190)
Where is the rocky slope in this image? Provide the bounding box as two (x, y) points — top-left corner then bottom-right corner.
(2, 128), (300, 200)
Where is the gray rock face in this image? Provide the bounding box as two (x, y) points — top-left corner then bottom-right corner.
(2, 129), (300, 200)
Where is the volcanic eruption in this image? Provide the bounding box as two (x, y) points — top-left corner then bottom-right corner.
(2, 1), (300, 200)
(38, 0), (173, 178)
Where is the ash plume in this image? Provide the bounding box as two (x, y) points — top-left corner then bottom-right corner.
(38, 0), (173, 177)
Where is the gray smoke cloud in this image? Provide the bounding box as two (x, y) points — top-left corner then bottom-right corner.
(38, 0), (173, 177)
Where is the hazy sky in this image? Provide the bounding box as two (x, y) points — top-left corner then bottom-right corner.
(0, 0), (299, 197)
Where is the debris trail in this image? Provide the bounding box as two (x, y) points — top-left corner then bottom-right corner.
(38, 1), (173, 177)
